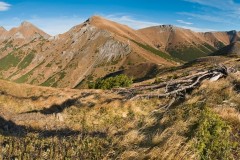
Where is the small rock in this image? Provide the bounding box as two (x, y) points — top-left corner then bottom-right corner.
(56, 113), (64, 122)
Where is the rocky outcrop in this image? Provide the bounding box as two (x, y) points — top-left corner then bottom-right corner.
(98, 39), (131, 63)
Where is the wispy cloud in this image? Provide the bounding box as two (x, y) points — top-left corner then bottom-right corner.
(177, 25), (215, 32)
(183, 0), (240, 21)
(177, 19), (193, 25)
(184, 0), (238, 10)
(105, 15), (161, 29)
(0, 1), (11, 11)
(105, 14), (214, 32)
(178, 12), (228, 23)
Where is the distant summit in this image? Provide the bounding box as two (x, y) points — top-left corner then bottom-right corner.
(0, 21), (50, 43)
(20, 21), (34, 27)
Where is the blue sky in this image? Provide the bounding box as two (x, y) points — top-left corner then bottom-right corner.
(1, 0), (240, 35)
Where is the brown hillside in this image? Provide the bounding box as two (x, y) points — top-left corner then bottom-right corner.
(139, 26), (239, 61)
(0, 16), (176, 89)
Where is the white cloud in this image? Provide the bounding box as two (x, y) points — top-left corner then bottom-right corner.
(183, 0), (240, 19)
(184, 0), (237, 10)
(177, 19), (193, 25)
(105, 14), (216, 32)
(105, 15), (161, 29)
(177, 25), (215, 32)
(0, 1), (10, 11)
(179, 0), (240, 26)
(178, 12), (230, 23)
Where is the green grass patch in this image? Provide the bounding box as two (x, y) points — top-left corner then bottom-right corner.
(167, 45), (209, 61)
(0, 52), (21, 70)
(0, 40), (13, 52)
(15, 60), (46, 84)
(46, 62), (52, 67)
(199, 43), (216, 54)
(42, 71), (66, 87)
(203, 43), (217, 52)
(52, 71), (67, 87)
(17, 52), (35, 69)
(41, 76), (56, 87)
(214, 41), (225, 49)
(130, 39), (180, 62)
(15, 71), (33, 83)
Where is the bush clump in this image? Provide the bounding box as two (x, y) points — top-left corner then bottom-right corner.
(89, 74), (133, 90)
(194, 108), (234, 160)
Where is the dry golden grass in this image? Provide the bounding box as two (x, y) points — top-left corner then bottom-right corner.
(1, 56), (240, 159)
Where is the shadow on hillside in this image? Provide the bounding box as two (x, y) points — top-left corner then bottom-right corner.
(138, 90), (192, 148)
(24, 98), (81, 115)
(0, 116), (27, 137)
(0, 115), (106, 138)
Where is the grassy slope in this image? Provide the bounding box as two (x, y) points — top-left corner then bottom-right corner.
(167, 44), (217, 62)
(0, 56), (239, 159)
(130, 39), (182, 63)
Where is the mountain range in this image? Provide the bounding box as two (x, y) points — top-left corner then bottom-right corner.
(1, 15), (240, 159)
(0, 16), (239, 88)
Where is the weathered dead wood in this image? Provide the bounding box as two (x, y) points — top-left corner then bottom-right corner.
(116, 67), (227, 94)
(133, 79), (193, 91)
(114, 65), (229, 109)
(131, 72), (213, 100)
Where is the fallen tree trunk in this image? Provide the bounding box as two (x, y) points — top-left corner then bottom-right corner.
(115, 65), (229, 105)
(131, 72), (214, 100)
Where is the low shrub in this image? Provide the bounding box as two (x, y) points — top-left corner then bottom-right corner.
(89, 74), (133, 89)
(194, 108), (233, 160)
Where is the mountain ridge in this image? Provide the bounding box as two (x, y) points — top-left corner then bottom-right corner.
(0, 16), (176, 89)
(138, 25), (240, 61)
(2, 16), (240, 37)
(0, 15), (239, 88)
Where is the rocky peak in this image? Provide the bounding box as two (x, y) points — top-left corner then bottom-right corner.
(160, 24), (175, 28)
(4, 21), (50, 41)
(155, 25), (179, 32)
(83, 15), (105, 26)
(20, 21), (34, 27)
